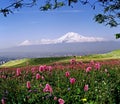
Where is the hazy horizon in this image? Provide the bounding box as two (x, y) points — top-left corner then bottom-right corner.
(0, 41), (120, 58)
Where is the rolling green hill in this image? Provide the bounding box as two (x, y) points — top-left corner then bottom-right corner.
(80, 49), (120, 60)
(1, 50), (120, 68)
(0, 57), (72, 68)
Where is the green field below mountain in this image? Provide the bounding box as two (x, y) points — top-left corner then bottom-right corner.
(1, 49), (120, 68)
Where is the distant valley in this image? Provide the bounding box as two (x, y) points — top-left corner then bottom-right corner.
(0, 41), (120, 59)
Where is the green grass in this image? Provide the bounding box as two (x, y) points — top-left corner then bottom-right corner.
(1, 49), (120, 68)
(0, 57), (72, 68)
(80, 49), (120, 61)
(0, 58), (30, 68)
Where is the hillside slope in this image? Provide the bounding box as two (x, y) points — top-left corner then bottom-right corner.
(0, 50), (120, 68)
(0, 57), (71, 68)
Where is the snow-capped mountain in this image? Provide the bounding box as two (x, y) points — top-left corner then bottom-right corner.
(19, 32), (105, 46)
(55, 32), (83, 43)
(56, 32), (104, 43)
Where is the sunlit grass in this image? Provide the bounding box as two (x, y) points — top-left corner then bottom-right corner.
(1, 58), (30, 67)
(1, 49), (120, 68)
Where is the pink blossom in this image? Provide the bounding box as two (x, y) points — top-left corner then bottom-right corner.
(79, 61), (83, 64)
(36, 73), (41, 80)
(43, 84), (53, 93)
(70, 59), (76, 64)
(86, 67), (92, 72)
(84, 84), (89, 91)
(31, 67), (35, 73)
(27, 81), (31, 89)
(65, 71), (70, 77)
(95, 63), (101, 70)
(1, 75), (6, 79)
(43, 65), (47, 70)
(90, 60), (94, 65)
(54, 96), (57, 100)
(16, 68), (21, 76)
(58, 98), (65, 104)
(1, 99), (5, 104)
(39, 65), (45, 72)
(70, 78), (76, 84)
(41, 76), (45, 80)
(47, 66), (52, 71)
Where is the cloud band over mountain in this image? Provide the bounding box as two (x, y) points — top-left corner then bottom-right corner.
(19, 32), (105, 46)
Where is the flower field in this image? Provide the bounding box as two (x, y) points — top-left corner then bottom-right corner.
(0, 58), (120, 104)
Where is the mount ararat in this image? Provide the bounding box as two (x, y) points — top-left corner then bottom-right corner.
(0, 32), (120, 58)
(19, 32), (105, 46)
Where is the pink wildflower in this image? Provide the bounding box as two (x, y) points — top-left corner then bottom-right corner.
(84, 84), (89, 91)
(54, 96), (57, 100)
(70, 59), (76, 64)
(27, 81), (31, 89)
(95, 63), (101, 70)
(86, 67), (92, 72)
(70, 78), (76, 84)
(90, 60), (94, 65)
(1, 99), (5, 104)
(39, 65), (45, 72)
(16, 68), (21, 76)
(41, 76), (45, 80)
(1, 75), (6, 79)
(58, 98), (65, 104)
(47, 66), (52, 71)
(36, 73), (41, 80)
(31, 67), (35, 73)
(65, 71), (70, 77)
(79, 61), (83, 64)
(43, 84), (53, 93)
(44, 65), (47, 69)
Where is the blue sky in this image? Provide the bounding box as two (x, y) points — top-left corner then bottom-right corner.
(0, 1), (120, 49)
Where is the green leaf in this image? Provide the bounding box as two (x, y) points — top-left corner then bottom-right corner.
(115, 33), (120, 39)
(40, 3), (52, 11)
(94, 14), (107, 23)
(76, 88), (81, 94)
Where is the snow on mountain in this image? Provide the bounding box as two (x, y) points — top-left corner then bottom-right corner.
(55, 32), (82, 43)
(19, 40), (31, 46)
(56, 32), (105, 43)
(19, 32), (105, 46)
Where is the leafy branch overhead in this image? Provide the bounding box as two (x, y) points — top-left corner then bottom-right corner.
(0, 0), (120, 38)
(115, 33), (120, 39)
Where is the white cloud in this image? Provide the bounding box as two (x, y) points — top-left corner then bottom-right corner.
(19, 32), (106, 46)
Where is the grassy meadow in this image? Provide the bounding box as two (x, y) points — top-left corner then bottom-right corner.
(0, 50), (120, 104)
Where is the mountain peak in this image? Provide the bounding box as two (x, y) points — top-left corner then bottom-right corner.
(57, 32), (85, 43)
(64, 32), (81, 37)
(62, 32), (82, 38)
(19, 32), (105, 46)
(19, 40), (31, 46)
